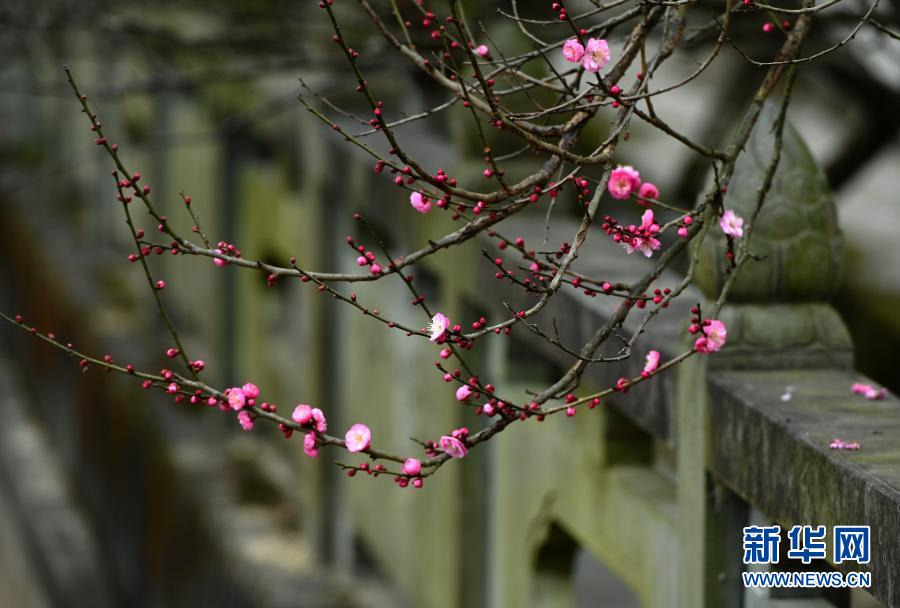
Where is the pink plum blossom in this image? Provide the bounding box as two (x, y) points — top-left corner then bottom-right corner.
(403, 458), (422, 476)
(694, 320), (727, 353)
(830, 438), (861, 450)
(643, 350), (660, 375)
(213, 249), (227, 267)
(439, 435), (468, 459)
(292, 404), (313, 426)
(241, 382), (259, 399)
(608, 165), (641, 199)
(562, 38), (585, 63)
(720, 210), (744, 239)
(237, 410), (254, 431)
(311, 408), (328, 433)
(851, 382), (887, 400)
(344, 423), (372, 452)
(409, 191), (432, 214)
(428, 312), (451, 342)
(623, 209), (661, 257)
(304, 432), (318, 458)
(638, 182), (660, 201)
(227, 387), (246, 410)
(474, 44), (490, 57)
(850, 382), (868, 395)
(865, 388), (886, 400)
(456, 385), (472, 401)
(582, 38), (611, 73)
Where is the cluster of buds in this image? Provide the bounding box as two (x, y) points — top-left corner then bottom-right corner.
(347, 235), (384, 275)
(212, 241), (242, 267)
(601, 209), (661, 258)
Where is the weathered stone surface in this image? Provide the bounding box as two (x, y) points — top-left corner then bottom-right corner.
(696, 103), (844, 303)
(693, 102), (854, 372)
(708, 369), (900, 607)
(710, 304), (853, 370)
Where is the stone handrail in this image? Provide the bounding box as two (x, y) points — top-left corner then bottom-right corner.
(1, 61), (896, 608)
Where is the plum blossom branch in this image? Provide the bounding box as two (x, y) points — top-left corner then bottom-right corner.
(4, 0), (849, 488)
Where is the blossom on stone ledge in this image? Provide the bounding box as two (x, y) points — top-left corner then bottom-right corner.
(851, 382), (887, 400)
(829, 438), (861, 451)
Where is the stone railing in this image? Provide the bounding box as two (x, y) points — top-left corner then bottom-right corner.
(0, 50), (896, 608)
(327, 105), (899, 608)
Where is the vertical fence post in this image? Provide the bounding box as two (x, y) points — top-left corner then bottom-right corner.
(678, 101), (851, 607)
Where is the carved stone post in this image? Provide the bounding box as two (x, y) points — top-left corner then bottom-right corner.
(696, 102), (852, 369)
(679, 102), (852, 607)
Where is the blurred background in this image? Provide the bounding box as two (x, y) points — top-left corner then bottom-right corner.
(0, 0), (898, 606)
